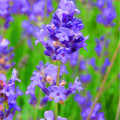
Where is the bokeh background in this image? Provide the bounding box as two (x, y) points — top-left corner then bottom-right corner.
(2, 0), (119, 120)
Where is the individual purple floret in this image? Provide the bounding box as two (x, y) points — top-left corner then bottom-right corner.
(49, 86), (66, 103)
(0, 36), (15, 73)
(79, 60), (87, 70)
(89, 57), (98, 71)
(65, 77), (83, 96)
(69, 50), (79, 66)
(74, 91), (105, 120)
(35, 0), (89, 63)
(0, 69), (22, 120)
(96, 0), (116, 27)
(80, 74), (91, 83)
(101, 58), (110, 74)
(40, 110), (67, 120)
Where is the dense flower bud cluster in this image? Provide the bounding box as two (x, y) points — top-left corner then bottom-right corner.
(0, 36), (15, 73)
(96, 0), (116, 27)
(0, 0), (13, 28)
(35, 0), (89, 63)
(0, 69), (22, 119)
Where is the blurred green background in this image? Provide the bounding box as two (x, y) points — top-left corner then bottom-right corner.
(3, 0), (119, 120)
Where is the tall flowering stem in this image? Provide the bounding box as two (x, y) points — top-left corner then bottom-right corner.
(86, 41), (120, 120)
(55, 60), (61, 120)
(34, 89), (41, 120)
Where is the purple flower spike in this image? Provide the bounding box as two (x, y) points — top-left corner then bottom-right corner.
(35, 0), (88, 63)
(75, 91), (105, 120)
(96, 0), (116, 27)
(0, 69), (22, 119)
(0, 37), (15, 72)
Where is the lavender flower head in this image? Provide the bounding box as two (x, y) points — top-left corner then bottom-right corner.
(94, 35), (110, 57)
(0, 69), (22, 119)
(26, 61), (69, 105)
(74, 92), (105, 120)
(11, 0), (53, 21)
(96, 0), (116, 27)
(0, 0), (14, 28)
(26, 61), (83, 105)
(0, 36), (15, 73)
(35, 0), (89, 64)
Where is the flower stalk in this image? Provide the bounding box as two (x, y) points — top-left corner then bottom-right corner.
(34, 89), (41, 120)
(55, 60), (61, 120)
(86, 41), (120, 120)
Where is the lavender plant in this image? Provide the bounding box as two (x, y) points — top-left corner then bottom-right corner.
(0, 0), (13, 29)
(0, 36), (15, 72)
(0, 69), (22, 119)
(0, 0), (118, 119)
(0, 37), (22, 119)
(96, 0), (116, 27)
(26, 0), (89, 119)
(74, 92), (105, 120)
(11, 0), (53, 21)
(67, 35), (111, 120)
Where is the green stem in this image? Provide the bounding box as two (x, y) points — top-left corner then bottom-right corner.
(56, 60), (61, 86)
(44, 0), (47, 24)
(55, 102), (58, 120)
(55, 60), (61, 120)
(34, 89), (41, 120)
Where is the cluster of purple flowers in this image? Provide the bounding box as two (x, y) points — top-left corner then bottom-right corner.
(21, 20), (39, 49)
(0, 36), (15, 73)
(70, 35), (111, 119)
(0, 0), (53, 29)
(26, 61), (83, 106)
(35, 0), (89, 64)
(94, 35), (110, 57)
(74, 91), (105, 120)
(69, 35), (110, 83)
(0, 0), (117, 119)
(89, 35), (110, 74)
(96, 0), (116, 27)
(11, 0), (53, 21)
(0, 0), (13, 29)
(0, 69), (22, 119)
(40, 110), (67, 120)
